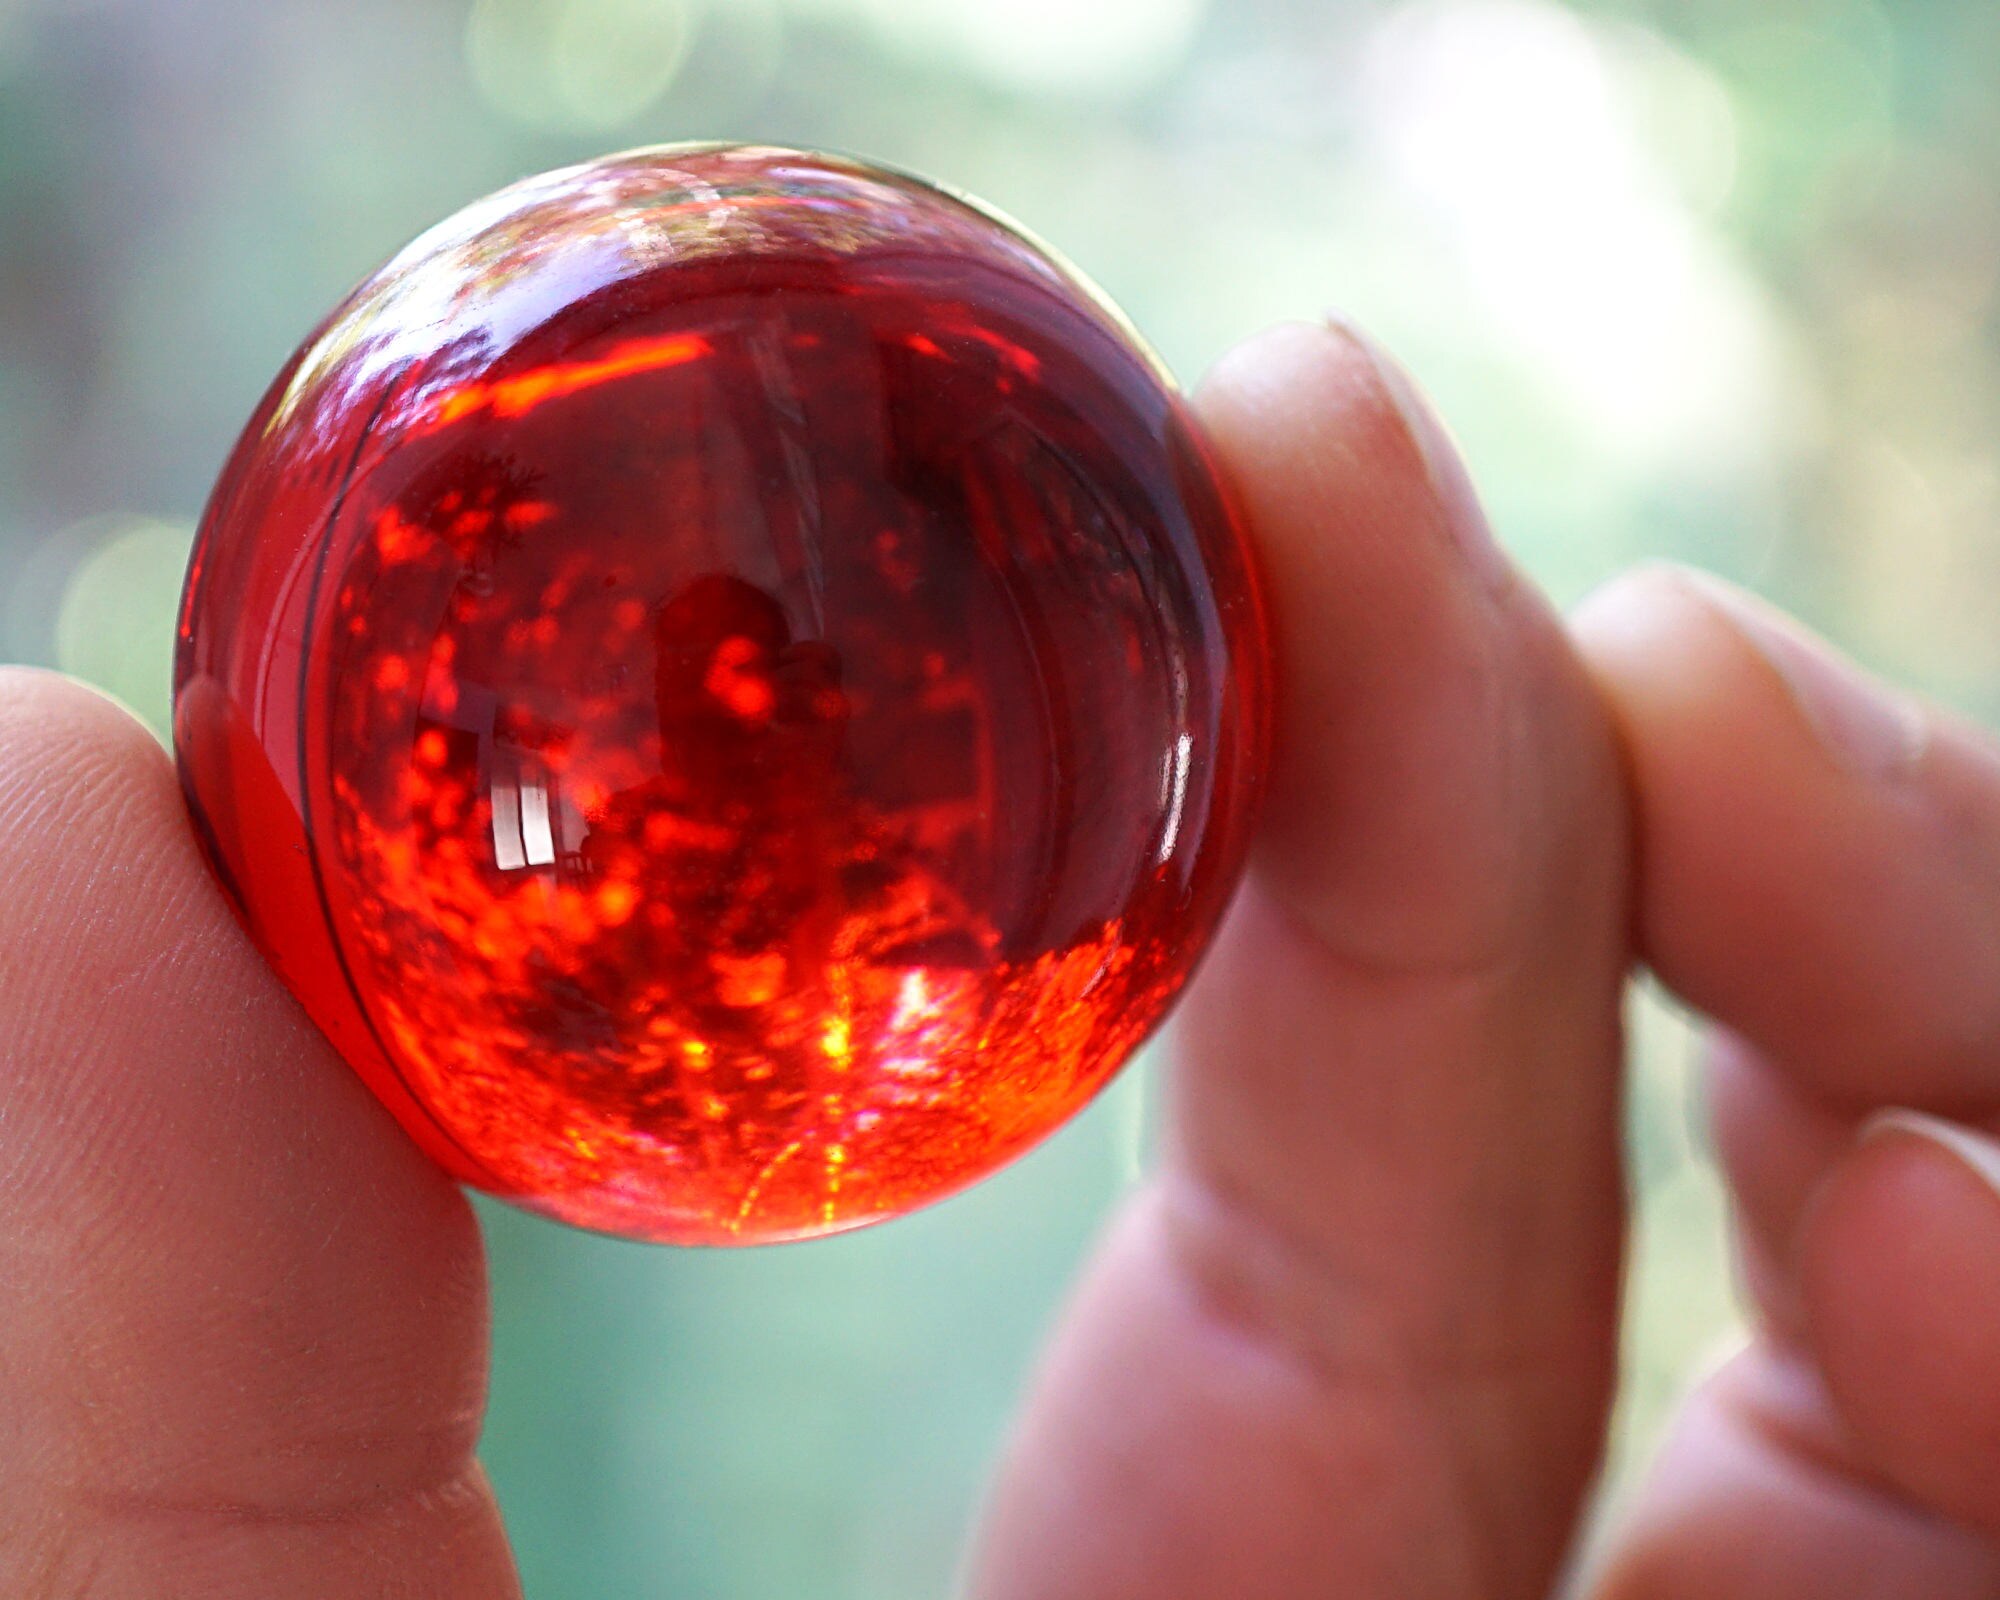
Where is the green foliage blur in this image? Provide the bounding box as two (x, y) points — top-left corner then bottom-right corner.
(0, 0), (1988, 1593)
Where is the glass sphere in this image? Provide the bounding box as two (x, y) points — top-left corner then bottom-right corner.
(174, 144), (1268, 1242)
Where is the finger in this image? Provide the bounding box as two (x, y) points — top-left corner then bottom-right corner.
(1589, 1349), (2000, 1599)
(1797, 1112), (2000, 1537)
(1572, 569), (2000, 1593)
(1577, 567), (2000, 1113)
(0, 669), (517, 1597)
(968, 320), (1630, 1599)
(1706, 1032), (1852, 1339)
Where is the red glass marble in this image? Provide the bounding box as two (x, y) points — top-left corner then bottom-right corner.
(174, 144), (1268, 1243)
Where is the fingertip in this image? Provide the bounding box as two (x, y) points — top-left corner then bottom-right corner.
(1703, 1034), (1851, 1339)
(0, 666), (243, 1076)
(1797, 1111), (2000, 1534)
(1572, 567), (2000, 1107)
(1185, 318), (1602, 970)
(0, 665), (200, 899)
(1854, 1109), (2000, 1197)
(1194, 317), (1355, 414)
(1568, 560), (1697, 647)
(0, 664), (495, 1538)
(1193, 319), (1419, 606)
(1195, 315), (1507, 599)
(1569, 564), (1748, 728)
(1572, 563), (1948, 822)
(0, 660), (158, 727)
(1577, 566), (1928, 784)
(0, 664), (175, 818)
(1583, 1346), (2000, 1600)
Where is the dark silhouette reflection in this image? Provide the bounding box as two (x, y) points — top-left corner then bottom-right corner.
(565, 573), (873, 1056)
(647, 572), (850, 818)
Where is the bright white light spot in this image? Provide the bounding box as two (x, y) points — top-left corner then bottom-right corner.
(785, 0), (1206, 97)
(519, 777), (557, 866)
(52, 514), (194, 737)
(467, 0), (701, 133)
(1360, 0), (1774, 472)
(1619, 27), (1740, 215)
(890, 969), (934, 1034)
(490, 771), (527, 871)
(1157, 731), (1192, 863)
(1113, 1068), (1147, 1185)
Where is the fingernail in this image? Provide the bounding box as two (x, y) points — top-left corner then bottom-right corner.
(1859, 1108), (2000, 1201)
(1679, 571), (1927, 781)
(1322, 312), (1513, 595)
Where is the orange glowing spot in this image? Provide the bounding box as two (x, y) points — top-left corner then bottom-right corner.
(596, 880), (640, 924)
(821, 1142), (848, 1223)
(716, 950), (785, 1007)
(552, 891), (597, 943)
(703, 635), (777, 720)
(373, 508), (425, 562)
(434, 333), (711, 426)
(372, 656), (411, 691)
(422, 670), (459, 718)
(736, 1139), (805, 1226)
(506, 500), (557, 530)
(821, 1014), (852, 1064)
(906, 333), (944, 357)
(963, 322), (1041, 377)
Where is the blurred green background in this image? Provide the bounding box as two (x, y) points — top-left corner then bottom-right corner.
(1, 0), (1989, 1592)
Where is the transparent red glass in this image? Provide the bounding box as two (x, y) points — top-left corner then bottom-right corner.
(174, 144), (1268, 1243)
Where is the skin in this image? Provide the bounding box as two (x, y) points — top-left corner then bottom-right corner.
(5, 320), (2000, 1596)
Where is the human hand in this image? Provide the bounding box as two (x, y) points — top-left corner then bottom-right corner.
(5, 321), (1997, 1598)
(970, 322), (2000, 1598)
